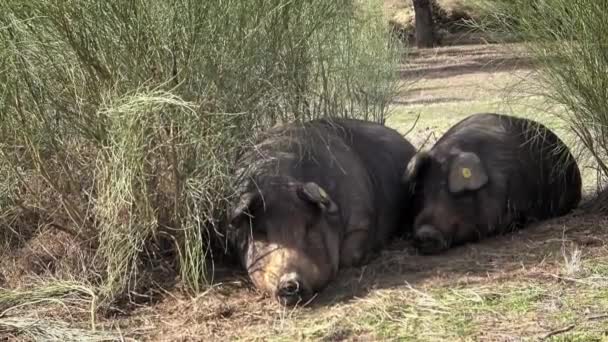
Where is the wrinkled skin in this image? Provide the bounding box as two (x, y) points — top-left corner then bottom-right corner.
(227, 118), (416, 306)
(404, 113), (582, 255)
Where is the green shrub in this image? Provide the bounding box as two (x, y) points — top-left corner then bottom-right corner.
(475, 0), (608, 192)
(0, 0), (403, 308)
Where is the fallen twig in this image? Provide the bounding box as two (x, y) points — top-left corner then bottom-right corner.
(587, 313), (608, 321)
(403, 112), (421, 137)
(548, 273), (607, 286)
(541, 324), (575, 340)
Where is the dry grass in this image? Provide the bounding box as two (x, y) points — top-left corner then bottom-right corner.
(0, 280), (111, 341)
(115, 213), (608, 341)
(0, 317), (123, 342)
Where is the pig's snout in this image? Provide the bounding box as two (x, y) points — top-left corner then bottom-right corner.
(275, 272), (306, 306)
(414, 225), (449, 255)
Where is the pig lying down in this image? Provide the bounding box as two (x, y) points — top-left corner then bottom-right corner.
(226, 118), (416, 306)
(404, 113), (582, 255)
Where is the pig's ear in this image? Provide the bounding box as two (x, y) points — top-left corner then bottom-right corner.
(298, 182), (339, 215)
(403, 151), (430, 184)
(448, 152), (488, 193)
(228, 192), (259, 229)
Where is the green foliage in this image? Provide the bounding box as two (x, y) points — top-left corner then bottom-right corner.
(475, 0), (608, 187)
(0, 0), (402, 305)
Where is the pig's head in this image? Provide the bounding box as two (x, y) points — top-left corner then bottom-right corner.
(228, 180), (342, 306)
(403, 149), (496, 255)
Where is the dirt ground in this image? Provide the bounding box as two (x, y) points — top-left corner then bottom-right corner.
(102, 43), (608, 341)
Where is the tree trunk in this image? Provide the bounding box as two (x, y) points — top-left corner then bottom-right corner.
(412, 0), (435, 48)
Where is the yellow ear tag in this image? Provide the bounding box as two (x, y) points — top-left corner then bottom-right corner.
(318, 187), (328, 200)
(462, 167), (472, 179)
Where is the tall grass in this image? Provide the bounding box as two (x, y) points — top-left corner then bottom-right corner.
(474, 0), (608, 194)
(0, 0), (403, 319)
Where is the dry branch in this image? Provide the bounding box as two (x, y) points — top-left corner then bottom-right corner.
(541, 324), (575, 340)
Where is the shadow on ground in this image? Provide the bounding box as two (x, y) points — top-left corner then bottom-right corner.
(129, 206), (607, 340)
(312, 208), (606, 307)
(400, 55), (536, 80)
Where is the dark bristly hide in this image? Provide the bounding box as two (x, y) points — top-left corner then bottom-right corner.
(404, 113), (582, 255)
(226, 118), (417, 306)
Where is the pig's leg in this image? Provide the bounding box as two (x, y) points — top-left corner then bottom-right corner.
(339, 206), (374, 268)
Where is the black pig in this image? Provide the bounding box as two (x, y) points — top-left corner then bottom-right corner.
(227, 118), (417, 305)
(403, 113), (582, 254)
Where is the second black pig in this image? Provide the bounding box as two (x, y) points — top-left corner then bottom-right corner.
(403, 113), (582, 254)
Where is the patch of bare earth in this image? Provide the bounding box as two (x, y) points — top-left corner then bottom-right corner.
(0, 228), (95, 289)
(107, 43), (608, 341)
